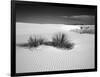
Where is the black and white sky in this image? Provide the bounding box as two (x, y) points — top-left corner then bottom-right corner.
(16, 1), (96, 25)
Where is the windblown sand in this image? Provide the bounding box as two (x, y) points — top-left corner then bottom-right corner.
(16, 22), (94, 73)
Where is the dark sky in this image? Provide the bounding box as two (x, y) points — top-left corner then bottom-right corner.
(16, 1), (97, 25)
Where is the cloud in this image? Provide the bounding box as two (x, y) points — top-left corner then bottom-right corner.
(17, 15), (95, 25)
(61, 16), (69, 18)
(69, 15), (94, 20)
(61, 15), (95, 25)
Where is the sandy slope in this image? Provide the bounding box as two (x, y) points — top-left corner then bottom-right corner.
(16, 22), (94, 73)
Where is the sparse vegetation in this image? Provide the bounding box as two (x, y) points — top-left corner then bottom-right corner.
(80, 29), (95, 34)
(71, 25), (95, 34)
(28, 36), (38, 48)
(52, 32), (74, 49)
(27, 36), (45, 48)
(17, 32), (75, 50)
(17, 36), (45, 48)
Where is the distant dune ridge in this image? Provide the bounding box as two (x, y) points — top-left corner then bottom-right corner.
(70, 25), (95, 34)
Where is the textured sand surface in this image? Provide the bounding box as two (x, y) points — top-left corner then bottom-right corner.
(16, 22), (94, 73)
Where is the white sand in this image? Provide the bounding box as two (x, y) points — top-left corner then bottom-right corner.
(16, 22), (95, 73)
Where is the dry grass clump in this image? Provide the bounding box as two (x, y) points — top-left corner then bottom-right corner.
(27, 36), (45, 48)
(17, 32), (75, 50)
(80, 29), (95, 34)
(17, 36), (45, 48)
(52, 32), (74, 49)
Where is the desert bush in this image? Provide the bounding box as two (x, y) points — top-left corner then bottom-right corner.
(52, 32), (74, 49)
(17, 33), (74, 50)
(80, 28), (95, 34)
(27, 36), (45, 48)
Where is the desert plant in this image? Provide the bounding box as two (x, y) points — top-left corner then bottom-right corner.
(52, 32), (74, 49)
(52, 32), (68, 45)
(17, 33), (74, 50)
(27, 36), (45, 48)
(80, 28), (95, 34)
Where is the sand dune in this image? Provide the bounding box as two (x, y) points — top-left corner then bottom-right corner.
(16, 22), (94, 73)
